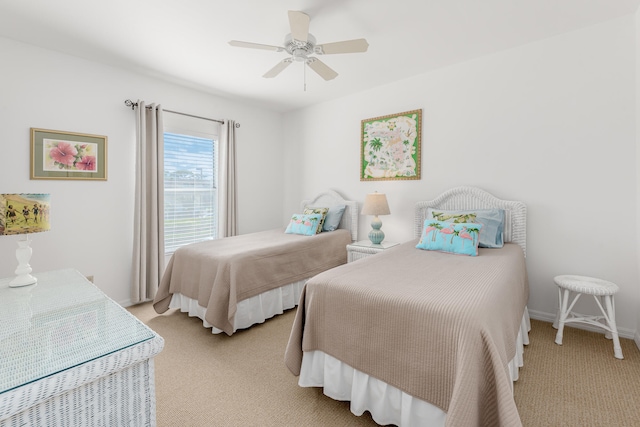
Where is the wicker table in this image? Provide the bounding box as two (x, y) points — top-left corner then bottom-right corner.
(0, 269), (164, 426)
(346, 240), (400, 263)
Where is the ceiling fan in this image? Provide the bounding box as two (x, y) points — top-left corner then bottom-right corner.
(229, 10), (369, 82)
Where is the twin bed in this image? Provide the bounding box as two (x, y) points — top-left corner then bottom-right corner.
(154, 186), (529, 427)
(153, 189), (358, 334)
(285, 186), (529, 427)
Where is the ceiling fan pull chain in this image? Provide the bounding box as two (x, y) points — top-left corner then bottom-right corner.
(304, 60), (307, 92)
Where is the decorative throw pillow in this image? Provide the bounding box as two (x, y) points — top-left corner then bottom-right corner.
(427, 208), (504, 248)
(303, 207), (329, 234)
(285, 213), (323, 236)
(321, 205), (346, 232)
(416, 219), (483, 256)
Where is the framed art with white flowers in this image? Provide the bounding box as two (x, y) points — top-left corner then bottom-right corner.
(31, 128), (108, 180)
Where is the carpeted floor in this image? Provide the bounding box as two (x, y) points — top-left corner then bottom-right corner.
(128, 303), (640, 426)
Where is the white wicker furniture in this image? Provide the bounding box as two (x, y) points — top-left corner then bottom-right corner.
(0, 269), (164, 426)
(347, 240), (399, 263)
(553, 275), (623, 359)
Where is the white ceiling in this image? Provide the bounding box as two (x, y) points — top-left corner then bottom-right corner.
(1, 0), (638, 112)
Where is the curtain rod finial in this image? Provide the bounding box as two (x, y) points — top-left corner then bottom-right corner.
(124, 99), (137, 110)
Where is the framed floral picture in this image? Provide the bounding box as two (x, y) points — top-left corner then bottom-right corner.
(31, 128), (108, 180)
(361, 109), (422, 181)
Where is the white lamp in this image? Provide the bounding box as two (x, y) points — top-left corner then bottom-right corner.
(0, 193), (51, 287)
(361, 192), (390, 244)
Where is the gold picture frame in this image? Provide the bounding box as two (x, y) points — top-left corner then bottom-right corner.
(31, 128), (108, 181)
(360, 109), (422, 181)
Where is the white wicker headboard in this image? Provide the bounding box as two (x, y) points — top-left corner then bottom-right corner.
(415, 186), (527, 256)
(301, 189), (358, 242)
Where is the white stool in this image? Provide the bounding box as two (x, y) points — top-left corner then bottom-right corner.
(553, 275), (623, 359)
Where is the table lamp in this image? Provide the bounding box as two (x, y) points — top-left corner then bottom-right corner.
(0, 193), (51, 287)
(361, 192), (390, 244)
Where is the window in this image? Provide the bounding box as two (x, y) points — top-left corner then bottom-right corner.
(163, 116), (219, 257)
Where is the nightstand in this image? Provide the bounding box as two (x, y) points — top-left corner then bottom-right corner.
(347, 240), (400, 263)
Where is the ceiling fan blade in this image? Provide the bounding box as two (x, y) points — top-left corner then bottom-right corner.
(229, 40), (283, 52)
(316, 38), (369, 54)
(263, 59), (293, 78)
(306, 58), (338, 81)
(288, 10), (310, 42)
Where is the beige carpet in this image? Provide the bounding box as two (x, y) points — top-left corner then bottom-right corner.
(128, 303), (640, 426)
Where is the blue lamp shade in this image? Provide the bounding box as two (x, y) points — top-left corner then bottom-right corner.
(0, 194), (51, 287)
(361, 192), (390, 244)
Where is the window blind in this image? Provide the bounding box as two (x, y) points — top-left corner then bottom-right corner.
(164, 132), (218, 254)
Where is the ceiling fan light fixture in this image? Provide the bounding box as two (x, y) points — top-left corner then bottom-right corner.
(284, 33), (316, 56)
(292, 52), (307, 62)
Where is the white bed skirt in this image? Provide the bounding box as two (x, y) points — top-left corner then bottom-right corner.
(168, 279), (307, 334)
(298, 307), (531, 427)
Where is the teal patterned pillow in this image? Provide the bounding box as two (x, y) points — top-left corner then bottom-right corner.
(303, 207), (329, 234)
(416, 219), (483, 256)
(285, 213), (323, 236)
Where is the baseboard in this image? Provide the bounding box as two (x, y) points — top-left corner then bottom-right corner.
(119, 298), (134, 308)
(528, 309), (636, 340)
(119, 298), (155, 308)
(527, 309), (557, 325)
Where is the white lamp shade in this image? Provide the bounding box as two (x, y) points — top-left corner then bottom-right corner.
(361, 192), (390, 216)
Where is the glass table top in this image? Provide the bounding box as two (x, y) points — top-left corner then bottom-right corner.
(0, 269), (155, 394)
(348, 240), (400, 249)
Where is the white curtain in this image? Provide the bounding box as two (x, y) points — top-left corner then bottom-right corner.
(218, 119), (238, 237)
(131, 101), (165, 304)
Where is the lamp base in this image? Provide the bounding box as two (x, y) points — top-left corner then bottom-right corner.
(368, 215), (385, 245)
(10, 274), (37, 288)
(10, 238), (38, 288)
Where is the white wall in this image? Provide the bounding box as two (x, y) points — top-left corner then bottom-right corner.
(284, 15), (639, 336)
(0, 37), (285, 306)
(636, 7), (640, 349)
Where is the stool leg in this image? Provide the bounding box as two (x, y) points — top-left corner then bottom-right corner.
(553, 287), (561, 329)
(555, 289), (569, 345)
(604, 295), (623, 360)
(598, 296), (613, 340)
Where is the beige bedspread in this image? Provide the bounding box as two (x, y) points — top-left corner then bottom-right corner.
(285, 241), (528, 427)
(154, 228), (352, 335)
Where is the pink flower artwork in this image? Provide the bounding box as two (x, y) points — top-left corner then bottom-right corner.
(49, 142), (78, 166)
(42, 138), (100, 173)
(76, 156), (96, 171)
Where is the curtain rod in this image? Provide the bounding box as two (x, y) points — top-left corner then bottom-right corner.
(124, 99), (240, 128)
